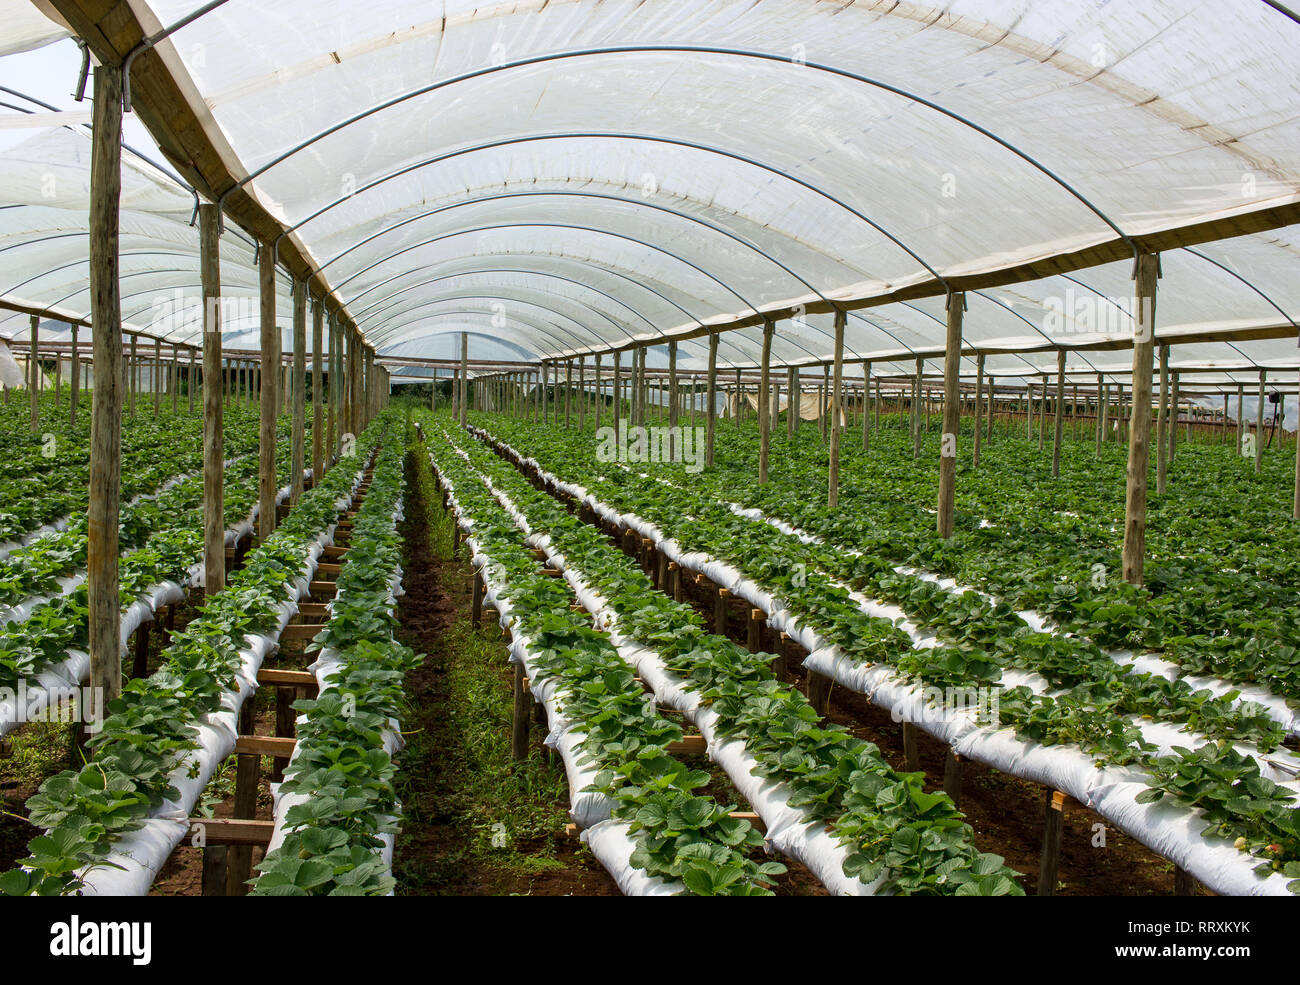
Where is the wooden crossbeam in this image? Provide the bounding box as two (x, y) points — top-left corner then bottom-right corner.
(233, 734), (295, 757)
(186, 818), (275, 846)
(280, 622), (326, 641)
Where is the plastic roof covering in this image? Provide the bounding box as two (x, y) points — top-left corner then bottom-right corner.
(0, 0), (1297, 388)
(0, 126), (316, 355)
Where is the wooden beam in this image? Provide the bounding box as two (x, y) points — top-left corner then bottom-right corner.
(187, 818), (275, 847)
(233, 734), (296, 758)
(1156, 345), (1169, 495)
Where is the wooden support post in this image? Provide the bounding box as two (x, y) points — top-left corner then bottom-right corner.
(861, 361), (871, 452)
(54, 342), (62, 406)
(1236, 382), (1244, 455)
(937, 293), (963, 537)
(1038, 374), (1048, 451)
(1052, 347), (1066, 478)
(312, 296), (323, 482)
(912, 357), (923, 459)
(747, 607), (763, 652)
(131, 618), (150, 679)
(472, 571), (484, 628)
(128, 332), (138, 420)
(188, 346), (196, 414)
(1121, 252), (1159, 586)
(1169, 370), (1180, 464)
(786, 366), (796, 439)
(713, 587), (729, 635)
(460, 332), (469, 427)
(511, 662), (530, 760)
(758, 318), (774, 484)
(1174, 866), (1198, 896)
(902, 722), (920, 772)
(28, 314), (39, 432)
(942, 748), (963, 807)
(273, 686), (295, 782)
(578, 355), (586, 431)
(1156, 344), (1169, 495)
(291, 278), (306, 504)
(171, 345), (179, 414)
(199, 203), (225, 596)
(986, 375), (995, 446)
(201, 845), (229, 896)
(828, 310), (845, 508)
(705, 333), (717, 467)
(668, 341), (679, 460)
(611, 350), (621, 443)
(1097, 375), (1106, 455)
(807, 670), (831, 717)
(69, 324), (79, 426)
(1038, 790), (1066, 896)
(258, 241), (278, 542)
(972, 353), (984, 467)
(152, 336), (162, 416)
(1256, 370), (1266, 474)
(564, 359), (572, 428)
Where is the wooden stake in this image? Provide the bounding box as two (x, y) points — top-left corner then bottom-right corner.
(902, 722), (920, 772)
(1038, 790), (1066, 896)
(942, 748), (963, 807)
(511, 662), (530, 760)
(972, 353), (984, 467)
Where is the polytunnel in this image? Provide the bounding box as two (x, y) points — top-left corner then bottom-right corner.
(0, 0), (1299, 913)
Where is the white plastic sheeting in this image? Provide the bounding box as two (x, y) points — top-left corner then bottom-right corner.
(1, 2), (1297, 383)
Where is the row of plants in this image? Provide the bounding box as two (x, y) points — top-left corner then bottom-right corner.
(444, 423), (1022, 895)
(0, 397), (285, 544)
(467, 416), (1300, 894)
(0, 431), (301, 699)
(251, 425), (419, 896)
(0, 412), (302, 610)
(666, 415), (1300, 698)
(0, 421), (376, 896)
(422, 417), (783, 895)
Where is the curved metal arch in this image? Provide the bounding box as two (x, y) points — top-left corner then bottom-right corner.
(384, 331), (539, 366)
(963, 290), (1102, 376)
(364, 285), (638, 350)
(221, 44), (1133, 260)
(372, 293), (626, 353)
(326, 187), (867, 362)
(355, 268), (660, 337)
(2, 249), (201, 300)
(338, 220), (758, 330)
(349, 221), (829, 369)
(377, 307), (581, 359)
(355, 255), (767, 370)
(280, 131), (947, 292)
(1181, 246), (1300, 333)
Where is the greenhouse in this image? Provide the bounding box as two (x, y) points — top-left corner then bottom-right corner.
(0, 0), (1298, 921)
